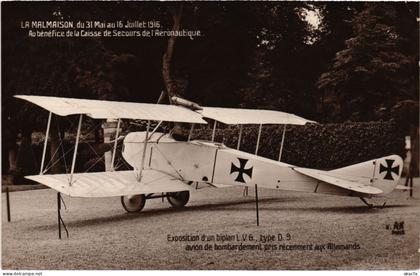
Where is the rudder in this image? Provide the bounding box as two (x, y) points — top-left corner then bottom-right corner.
(330, 155), (403, 195)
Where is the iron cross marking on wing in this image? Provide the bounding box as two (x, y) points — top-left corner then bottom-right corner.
(379, 159), (400, 180)
(230, 158), (253, 183)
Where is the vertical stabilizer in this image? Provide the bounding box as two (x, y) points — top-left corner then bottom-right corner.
(330, 155), (403, 195)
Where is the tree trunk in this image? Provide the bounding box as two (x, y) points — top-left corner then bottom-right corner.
(95, 125), (103, 144)
(162, 5), (184, 104)
(156, 90), (167, 104)
(8, 147), (17, 174)
(8, 146), (17, 184)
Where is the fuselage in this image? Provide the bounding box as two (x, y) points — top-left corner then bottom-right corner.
(122, 132), (364, 197)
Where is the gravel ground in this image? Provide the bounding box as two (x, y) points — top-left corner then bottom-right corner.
(2, 179), (419, 270)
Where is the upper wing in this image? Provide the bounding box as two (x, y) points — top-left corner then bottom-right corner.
(15, 95), (315, 125)
(14, 95), (207, 124)
(25, 170), (192, 198)
(293, 167), (383, 195)
(199, 106), (316, 125)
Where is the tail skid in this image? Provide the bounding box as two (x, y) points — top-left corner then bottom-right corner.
(359, 197), (387, 208)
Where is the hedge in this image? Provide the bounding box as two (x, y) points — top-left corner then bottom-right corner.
(12, 119), (406, 184)
(185, 120), (405, 170)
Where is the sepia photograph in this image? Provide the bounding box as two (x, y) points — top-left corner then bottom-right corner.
(1, 1), (419, 273)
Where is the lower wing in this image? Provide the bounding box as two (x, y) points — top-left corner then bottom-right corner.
(25, 170), (192, 198)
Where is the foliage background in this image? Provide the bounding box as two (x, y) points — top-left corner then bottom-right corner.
(186, 120), (405, 169)
(1, 2), (418, 176)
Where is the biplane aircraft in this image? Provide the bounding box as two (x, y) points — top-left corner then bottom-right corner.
(15, 95), (405, 216)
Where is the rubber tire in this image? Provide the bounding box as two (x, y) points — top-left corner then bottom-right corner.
(121, 194), (146, 213)
(166, 191), (190, 208)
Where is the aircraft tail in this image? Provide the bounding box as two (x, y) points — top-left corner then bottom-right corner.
(330, 155), (403, 195)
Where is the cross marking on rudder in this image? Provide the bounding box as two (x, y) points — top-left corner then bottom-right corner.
(379, 159), (400, 180)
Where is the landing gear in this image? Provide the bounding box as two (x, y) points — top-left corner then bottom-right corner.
(121, 194), (146, 212)
(167, 191), (190, 208)
(121, 191), (190, 212)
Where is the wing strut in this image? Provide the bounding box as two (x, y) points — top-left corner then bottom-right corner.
(147, 120), (163, 141)
(278, 125), (287, 161)
(138, 120), (150, 182)
(255, 124), (262, 155)
(211, 120), (217, 142)
(110, 118), (121, 171)
(187, 123), (195, 141)
(237, 125), (243, 150)
(69, 114), (83, 185)
(40, 112), (52, 174)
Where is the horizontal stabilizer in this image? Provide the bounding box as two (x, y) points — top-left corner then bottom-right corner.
(25, 170), (192, 198)
(394, 185), (412, 190)
(294, 167), (384, 195)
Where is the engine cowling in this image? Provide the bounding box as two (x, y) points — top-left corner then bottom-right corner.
(122, 131), (174, 170)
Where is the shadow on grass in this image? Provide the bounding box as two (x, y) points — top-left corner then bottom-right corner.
(29, 198), (411, 232)
(291, 204), (412, 214)
(29, 197), (293, 230)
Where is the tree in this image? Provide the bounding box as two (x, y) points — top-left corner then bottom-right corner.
(161, 5), (183, 104)
(233, 3), (314, 113)
(317, 3), (418, 122)
(235, 3), (360, 121)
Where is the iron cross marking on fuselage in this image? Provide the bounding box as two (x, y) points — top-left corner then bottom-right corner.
(230, 158), (253, 183)
(379, 159), (400, 180)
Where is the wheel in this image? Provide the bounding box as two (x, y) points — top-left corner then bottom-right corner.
(121, 194), (146, 213)
(166, 191), (190, 208)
